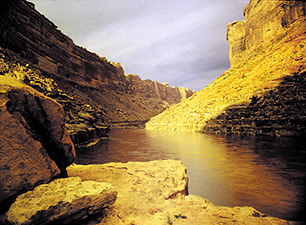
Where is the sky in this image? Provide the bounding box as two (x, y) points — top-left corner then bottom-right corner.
(30, 0), (249, 91)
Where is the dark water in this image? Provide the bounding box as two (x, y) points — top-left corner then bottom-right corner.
(75, 128), (306, 221)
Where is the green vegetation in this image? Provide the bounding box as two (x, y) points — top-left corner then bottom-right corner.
(166, 212), (173, 225)
(166, 212), (187, 224)
(174, 213), (187, 219)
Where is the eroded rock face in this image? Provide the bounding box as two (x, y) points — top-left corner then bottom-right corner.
(67, 160), (188, 224)
(227, 0), (306, 67)
(227, 21), (246, 68)
(67, 160), (293, 224)
(0, 76), (75, 212)
(0, 1), (124, 89)
(6, 177), (117, 225)
(125, 74), (195, 105)
(68, 160), (189, 199)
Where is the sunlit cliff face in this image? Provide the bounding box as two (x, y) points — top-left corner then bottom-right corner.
(146, 0), (306, 132)
(229, 0), (306, 67)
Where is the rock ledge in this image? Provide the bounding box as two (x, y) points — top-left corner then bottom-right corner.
(67, 160), (296, 225)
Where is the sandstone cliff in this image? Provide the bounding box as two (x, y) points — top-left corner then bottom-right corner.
(125, 74), (194, 104)
(146, 0), (306, 136)
(0, 0), (195, 138)
(227, 0), (306, 67)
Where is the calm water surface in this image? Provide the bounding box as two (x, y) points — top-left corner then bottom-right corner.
(75, 129), (306, 221)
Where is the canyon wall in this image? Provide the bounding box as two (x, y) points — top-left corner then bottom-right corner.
(146, 0), (306, 136)
(0, 0), (195, 135)
(0, 1), (124, 87)
(126, 74), (194, 104)
(227, 0), (306, 67)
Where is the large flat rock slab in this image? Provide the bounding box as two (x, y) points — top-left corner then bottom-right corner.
(67, 160), (296, 224)
(6, 177), (117, 225)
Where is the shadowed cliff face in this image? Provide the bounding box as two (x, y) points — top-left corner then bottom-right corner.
(0, 0), (195, 133)
(146, 0), (306, 136)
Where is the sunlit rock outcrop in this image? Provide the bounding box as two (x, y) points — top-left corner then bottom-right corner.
(0, 76), (75, 213)
(227, 21), (246, 68)
(146, 0), (306, 136)
(205, 71), (306, 136)
(228, 1), (306, 67)
(6, 177), (117, 225)
(67, 160), (293, 224)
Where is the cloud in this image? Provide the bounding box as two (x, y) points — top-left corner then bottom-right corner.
(30, 0), (249, 91)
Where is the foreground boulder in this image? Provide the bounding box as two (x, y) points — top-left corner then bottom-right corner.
(67, 160), (295, 224)
(0, 76), (75, 212)
(6, 177), (117, 225)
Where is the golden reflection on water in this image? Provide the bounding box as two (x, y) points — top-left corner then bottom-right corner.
(143, 130), (304, 220)
(75, 129), (306, 221)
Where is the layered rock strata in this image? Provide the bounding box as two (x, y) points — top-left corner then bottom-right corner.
(0, 0), (125, 88)
(0, 76), (75, 213)
(6, 177), (117, 225)
(146, 0), (306, 136)
(126, 74), (194, 104)
(227, 0), (306, 67)
(0, 0), (195, 136)
(205, 71), (306, 136)
(66, 160), (295, 224)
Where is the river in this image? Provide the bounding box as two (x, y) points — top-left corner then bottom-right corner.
(75, 128), (306, 221)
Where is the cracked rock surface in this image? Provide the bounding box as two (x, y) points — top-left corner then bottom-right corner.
(67, 160), (296, 224)
(6, 177), (117, 225)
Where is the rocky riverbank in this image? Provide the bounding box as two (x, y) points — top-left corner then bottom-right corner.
(3, 160), (300, 225)
(204, 71), (306, 136)
(0, 83), (301, 223)
(0, 0), (305, 223)
(5, 177), (117, 225)
(59, 161), (305, 224)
